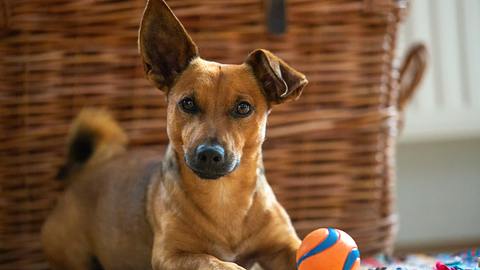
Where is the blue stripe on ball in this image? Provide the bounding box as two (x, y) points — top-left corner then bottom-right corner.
(342, 248), (360, 270)
(296, 227), (339, 269)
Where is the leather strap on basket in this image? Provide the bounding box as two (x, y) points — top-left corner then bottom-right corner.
(0, 0), (9, 31)
(265, 0), (286, 35)
(398, 43), (427, 111)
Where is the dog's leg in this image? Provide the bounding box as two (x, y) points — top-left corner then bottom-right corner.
(42, 200), (96, 270)
(42, 219), (94, 270)
(256, 237), (300, 270)
(152, 237), (246, 270)
(152, 253), (246, 270)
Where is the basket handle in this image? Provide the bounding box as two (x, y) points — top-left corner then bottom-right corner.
(397, 43), (428, 110)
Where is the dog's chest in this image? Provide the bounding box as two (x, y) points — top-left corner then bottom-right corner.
(204, 210), (252, 262)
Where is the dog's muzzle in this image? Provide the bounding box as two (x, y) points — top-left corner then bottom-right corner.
(185, 142), (238, 180)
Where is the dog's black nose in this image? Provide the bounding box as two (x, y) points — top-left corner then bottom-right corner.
(196, 144), (225, 166)
(185, 141), (238, 180)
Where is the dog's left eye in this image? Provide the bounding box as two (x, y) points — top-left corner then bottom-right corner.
(232, 101), (253, 118)
(179, 97), (198, 114)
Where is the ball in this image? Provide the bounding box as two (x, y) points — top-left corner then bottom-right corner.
(296, 228), (361, 270)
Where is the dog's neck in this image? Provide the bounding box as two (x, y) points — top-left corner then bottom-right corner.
(162, 144), (262, 220)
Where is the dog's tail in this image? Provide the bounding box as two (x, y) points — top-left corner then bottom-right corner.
(57, 108), (128, 180)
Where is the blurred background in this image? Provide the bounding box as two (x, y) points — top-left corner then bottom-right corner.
(0, 0), (479, 269)
(395, 0), (480, 252)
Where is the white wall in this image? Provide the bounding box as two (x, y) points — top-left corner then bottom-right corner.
(398, 0), (480, 143)
(394, 0), (480, 250)
(395, 138), (480, 249)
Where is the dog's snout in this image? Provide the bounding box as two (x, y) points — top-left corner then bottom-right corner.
(196, 144), (225, 165)
(185, 141), (238, 180)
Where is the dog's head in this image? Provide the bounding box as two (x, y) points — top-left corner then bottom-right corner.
(139, 0), (307, 180)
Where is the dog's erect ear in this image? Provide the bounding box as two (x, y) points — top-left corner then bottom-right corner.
(139, 0), (198, 92)
(246, 49), (308, 105)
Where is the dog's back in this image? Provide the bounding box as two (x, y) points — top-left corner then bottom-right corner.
(42, 109), (158, 270)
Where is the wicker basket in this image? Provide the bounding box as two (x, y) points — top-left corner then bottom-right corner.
(0, 0), (426, 269)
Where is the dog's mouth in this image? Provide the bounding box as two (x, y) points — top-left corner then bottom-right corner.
(189, 167), (230, 180)
(185, 158), (239, 180)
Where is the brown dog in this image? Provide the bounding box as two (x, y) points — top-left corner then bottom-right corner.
(41, 0), (308, 269)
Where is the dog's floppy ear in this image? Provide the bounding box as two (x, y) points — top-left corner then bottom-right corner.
(246, 49), (308, 105)
(139, 0), (198, 92)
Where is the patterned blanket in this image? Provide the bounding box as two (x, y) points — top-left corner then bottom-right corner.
(362, 249), (480, 270)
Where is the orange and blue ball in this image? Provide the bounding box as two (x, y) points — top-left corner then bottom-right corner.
(296, 228), (361, 270)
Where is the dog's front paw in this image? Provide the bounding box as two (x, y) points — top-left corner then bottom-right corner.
(213, 261), (247, 270)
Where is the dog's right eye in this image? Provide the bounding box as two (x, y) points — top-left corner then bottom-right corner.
(179, 97), (198, 114)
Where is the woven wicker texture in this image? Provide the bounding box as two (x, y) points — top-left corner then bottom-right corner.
(0, 0), (425, 269)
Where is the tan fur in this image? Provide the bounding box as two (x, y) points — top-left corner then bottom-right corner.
(70, 108), (128, 165)
(42, 0), (307, 269)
